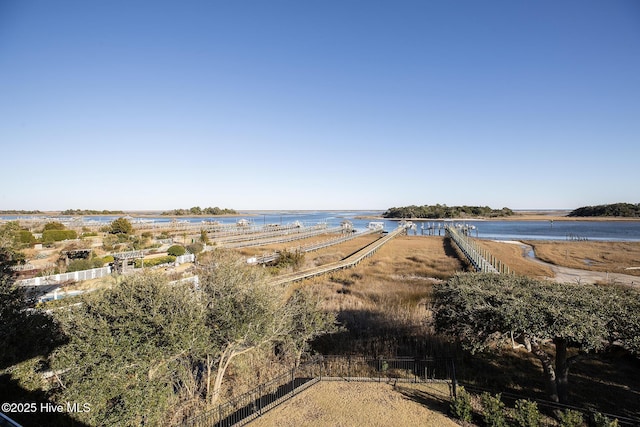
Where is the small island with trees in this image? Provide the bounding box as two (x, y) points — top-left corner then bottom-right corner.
(383, 204), (514, 219)
(161, 206), (238, 216)
(568, 202), (640, 218)
(61, 209), (125, 215)
(0, 210), (43, 215)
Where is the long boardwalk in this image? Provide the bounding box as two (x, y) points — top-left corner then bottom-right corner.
(251, 228), (380, 264)
(445, 225), (502, 273)
(269, 225), (409, 286)
(218, 226), (343, 249)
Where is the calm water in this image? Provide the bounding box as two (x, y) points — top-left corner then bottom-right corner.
(3, 211), (640, 242)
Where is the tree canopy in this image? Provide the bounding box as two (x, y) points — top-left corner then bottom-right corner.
(109, 217), (134, 234)
(51, 272), (211, 425)
(48, 250), (335, 425)
(433, 273), (640, 403)
(161, 206), (238, 216)
(568, 202), (640, 217)
(383, 204), (514, 219)
(61, 209), (125, 215)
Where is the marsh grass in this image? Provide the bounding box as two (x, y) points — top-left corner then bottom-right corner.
(291, 236), (466, 356)
(525, 241), (640, 276)
(289, 236), (640, 419)
(475, 240), (554, 277)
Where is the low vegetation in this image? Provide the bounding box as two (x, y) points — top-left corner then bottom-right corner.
(133, 255), (175, 268)
(167, 244), (186, 256)
(526, 240), (640, 277)
(250, 382), (457, 427)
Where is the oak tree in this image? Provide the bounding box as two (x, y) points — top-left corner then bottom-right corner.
(433, 273), (640, 403)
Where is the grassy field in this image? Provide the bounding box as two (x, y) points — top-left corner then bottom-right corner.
(286, 235), (465, 355)
(524, 240), (640, 276)
(249, 381), (457, 427)
(474, 239), (554, 278)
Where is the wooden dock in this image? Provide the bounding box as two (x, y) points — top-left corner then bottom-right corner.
(269, 225), (409, 286)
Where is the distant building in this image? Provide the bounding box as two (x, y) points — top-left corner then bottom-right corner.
(341, 220), (354, 233)
(368, 222), (384, 231)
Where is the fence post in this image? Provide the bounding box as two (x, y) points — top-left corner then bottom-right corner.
(451, 359), (457, 399)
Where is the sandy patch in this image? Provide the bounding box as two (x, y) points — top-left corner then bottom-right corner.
(249, 381), (457, 427)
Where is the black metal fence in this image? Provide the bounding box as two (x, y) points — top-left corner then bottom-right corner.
(460, 383), (640, 427)
(182, 356), (455, 427)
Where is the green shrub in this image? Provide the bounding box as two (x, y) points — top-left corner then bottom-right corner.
(481, 392), (506, 427)
(102, 255), (114, 264)
(186, 242), (203, 255)
(513, 399), (541, 427)
(67, 259), (94, 272)
(134, 256), (176, 268)
(43, 221), (66, 231)
(102, 235), (118, 251)
(558, 409), (583, 427)
(17, 230), (36, 246)
(273, 249), (304, 269)
(109, 217), (133, 235)
(450, 386), (473, 422)
(593, 412), (619, 427)
(167, 245), (186, 256)
(116, 234), (130, 243)
(42, 229), (77, 242)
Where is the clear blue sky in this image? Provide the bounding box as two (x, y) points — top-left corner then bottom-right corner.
(1, 1), (639, 211)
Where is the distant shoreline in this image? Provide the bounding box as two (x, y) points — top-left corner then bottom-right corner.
(2, 210), (640, 222)
(382, 212), (640, 222)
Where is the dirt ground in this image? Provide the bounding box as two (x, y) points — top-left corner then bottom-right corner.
(249, 381), (457, 427)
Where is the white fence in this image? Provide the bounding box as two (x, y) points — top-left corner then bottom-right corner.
(17, 266), (113, 287)
(175, 253), (195, 264)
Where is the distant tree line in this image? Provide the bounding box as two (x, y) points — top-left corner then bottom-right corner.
(568, 202), (640, 218)
(162, 206), (238, 216)
(383, 204), (514, 219)
(0, 210), (43, 214)
(61, 209), (125, 215)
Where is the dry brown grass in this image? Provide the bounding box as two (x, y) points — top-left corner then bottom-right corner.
(249, 381), (457, 427)
(282, 236), (466, 355)
(524, 240), (640, 277)
(234, 233), (348, 257)
(226, 235), (640, 422)
(292, 236), (466, 316)
(475, 240), (554, 278)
